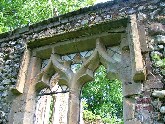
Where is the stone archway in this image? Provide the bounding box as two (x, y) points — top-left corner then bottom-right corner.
(9, 15), (146, 124)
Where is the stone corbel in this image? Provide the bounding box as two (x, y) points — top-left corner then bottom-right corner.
(11, 50), (31, 94)
(128, 15), (146, 81)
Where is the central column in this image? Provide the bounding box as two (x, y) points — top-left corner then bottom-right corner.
(67, 78), (81, 124)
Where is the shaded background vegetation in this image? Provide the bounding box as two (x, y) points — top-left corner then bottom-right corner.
(82, 66), (123, 123)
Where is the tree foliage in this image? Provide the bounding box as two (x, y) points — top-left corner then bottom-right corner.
(0, 0), (95, 33)
(81, 65), (123, 123)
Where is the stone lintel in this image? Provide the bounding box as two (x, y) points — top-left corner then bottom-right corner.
(34, 31), (123, 59)
(27, 18), (128, 48)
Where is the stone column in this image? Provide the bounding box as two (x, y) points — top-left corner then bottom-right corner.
(9, 55), (41, 124)
(53, 92), (69, 124)
(34, 95), (52, 124)
(8, 50), (31, 124)
(22, 56), (41, 124)
(67, 85), (81, 124)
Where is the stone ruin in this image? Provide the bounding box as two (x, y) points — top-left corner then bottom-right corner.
(0, 0), (165, 124)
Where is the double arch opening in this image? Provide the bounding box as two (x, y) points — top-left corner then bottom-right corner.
(9, 15), (146, 124)
(35, 39), (122, 124)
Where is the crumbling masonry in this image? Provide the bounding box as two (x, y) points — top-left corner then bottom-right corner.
(1, 0), (165, 124)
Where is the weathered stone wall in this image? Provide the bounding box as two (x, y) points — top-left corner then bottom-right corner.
(0, 39), (25, 123)
(0, 0), (165, 123)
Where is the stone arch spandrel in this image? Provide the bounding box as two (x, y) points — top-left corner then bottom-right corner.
(36, 53), (73, 92)
(51, 54), (73, 86)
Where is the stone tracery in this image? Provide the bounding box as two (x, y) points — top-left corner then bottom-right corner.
(33, 38), (123, 124)
(8, 15), (147, 124)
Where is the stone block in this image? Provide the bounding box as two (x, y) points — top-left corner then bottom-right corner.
(18, 26), (29, 34)
(138, 24), (149, 52)
(149, 23), (165, 35)
(125, 119), (141, 124)
(128, 15), (145, 81)
(120, 35), (129, 50)
(143, 53), (153, 74)
(155, 35), (165, 44)
(123, 98), (135, 121)
(136, 97), (151, 104)
(123, 81), (143, 97)
(163, 116), (165, 122)
(13, 112), (24, 124)
(160, 106), (165, 113)
(144, 79), (163, 90)
(135, 104), (153, 112)
(135, 109), (152, 124)
(23, 112), (34, 124)
(11, 50), (31, 94)
(152, 90), (165, 98)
